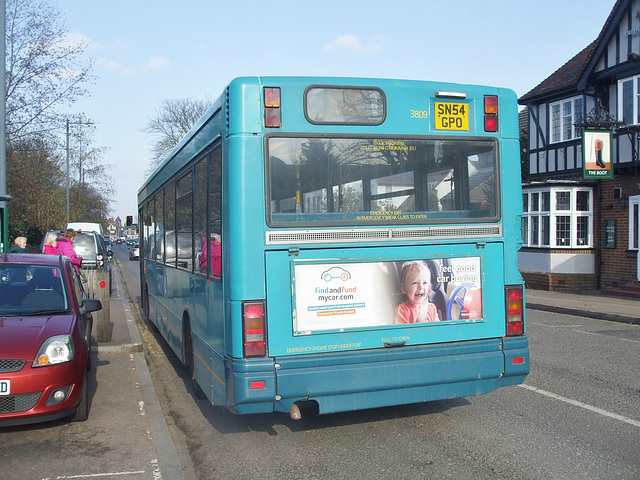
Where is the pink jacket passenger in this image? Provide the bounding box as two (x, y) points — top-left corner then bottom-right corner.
(56, 232), (83, 274)
(200, 237), (222, 277)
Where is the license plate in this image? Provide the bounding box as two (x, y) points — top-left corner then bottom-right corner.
(435, 102), (469, 130)
(0, 380), (9, 396)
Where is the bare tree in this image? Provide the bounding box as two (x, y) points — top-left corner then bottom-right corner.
(144, 97), (211, 174)
(4, 0), (112, 242)
(67, 119), (113, 219)
(5, 0), (94, 140)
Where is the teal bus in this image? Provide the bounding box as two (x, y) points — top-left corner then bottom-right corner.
(138, 76), (529, 419)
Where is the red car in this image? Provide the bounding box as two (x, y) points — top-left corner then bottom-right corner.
(0, 253), (102, 426)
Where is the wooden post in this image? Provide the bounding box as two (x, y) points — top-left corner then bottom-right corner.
(84, 268), (111, 342)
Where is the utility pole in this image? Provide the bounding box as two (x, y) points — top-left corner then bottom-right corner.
(0, 0), (10, 252)
(66, 119), (70, 224)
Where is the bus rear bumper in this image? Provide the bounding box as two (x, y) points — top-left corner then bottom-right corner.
(501, 335), (529, 386)
(226, 337), (529, 415)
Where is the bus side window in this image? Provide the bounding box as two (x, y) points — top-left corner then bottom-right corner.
(194, 157), (207, 275)
(209, 146), (222, 278)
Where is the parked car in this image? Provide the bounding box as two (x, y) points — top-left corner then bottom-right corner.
(0, 253), (102, 425)
(41, 230), (112, 295)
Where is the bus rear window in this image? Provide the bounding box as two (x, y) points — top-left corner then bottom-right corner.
(267, 136), (498, 226)
(305, 87), (385, 125)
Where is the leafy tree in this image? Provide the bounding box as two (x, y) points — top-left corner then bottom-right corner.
(144, 97), (211, 174)
(6, 138), (65, 243)
(70, 182), (110, 225)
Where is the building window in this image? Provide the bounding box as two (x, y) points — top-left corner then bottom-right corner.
(550, 97), (584, 143)
(556, 215), (571, 246)
(630, 195), (640, 251)
(522, 186), (593, 248)
(618, 76), (640, 125)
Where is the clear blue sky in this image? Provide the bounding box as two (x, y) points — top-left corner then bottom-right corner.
(50, 0), (618, 222)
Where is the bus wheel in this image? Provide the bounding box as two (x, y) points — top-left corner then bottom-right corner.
(184, 317), (206, 400)
(143, 284), (149, 317)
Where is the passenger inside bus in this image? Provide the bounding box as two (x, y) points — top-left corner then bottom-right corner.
(200, 232), (222, 277)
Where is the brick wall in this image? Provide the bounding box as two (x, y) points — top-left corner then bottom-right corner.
(521, 271), (594, 292)
(598, 177), (639, 287)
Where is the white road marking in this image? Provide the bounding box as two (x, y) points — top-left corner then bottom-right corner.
(519, 384), (640, 428)
(43, 471), (146, 479)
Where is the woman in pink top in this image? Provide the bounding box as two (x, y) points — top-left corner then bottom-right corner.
(395, 260), (440, 324)
(56, 229), (83, 274)
(42, 232), (58, 254)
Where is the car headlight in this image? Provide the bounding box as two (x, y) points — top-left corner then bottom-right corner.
(34, 335), (74, 367)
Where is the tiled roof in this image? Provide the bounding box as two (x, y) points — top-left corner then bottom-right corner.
(518, 107), (528, 132)
(519, 42), (597, 104)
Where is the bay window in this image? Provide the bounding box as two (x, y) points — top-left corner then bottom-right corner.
(522, 186), (592, 248)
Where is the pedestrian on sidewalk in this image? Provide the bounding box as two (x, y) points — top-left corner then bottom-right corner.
(9, 236), (28, 253)
(56, 229), (83, 274)
(42, 232), (58, 254)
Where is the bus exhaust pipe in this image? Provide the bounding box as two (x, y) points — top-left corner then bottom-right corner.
(290, 403), (302, 421)
(290, 400), (319, 420)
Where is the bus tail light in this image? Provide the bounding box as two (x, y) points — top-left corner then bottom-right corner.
(484, 95), (498, 132)
(264, 87), (281, 128)
(505, 285), (524, 336)
(243, 301), (267, 357)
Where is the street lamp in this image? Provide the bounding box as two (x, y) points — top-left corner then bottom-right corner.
(65, 118), (94, 224)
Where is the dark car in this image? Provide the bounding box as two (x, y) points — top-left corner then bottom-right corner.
(0, 254), (102, 425)
(104, 238), (113, 257)
(72, 230), (109, 270)
(42, 230), (112, 295)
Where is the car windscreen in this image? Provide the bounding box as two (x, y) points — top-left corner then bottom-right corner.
(0, 265), (70, 314)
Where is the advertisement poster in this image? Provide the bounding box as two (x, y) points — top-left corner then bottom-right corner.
(293, 257), (482, 334)
(582, 130), (613, 179)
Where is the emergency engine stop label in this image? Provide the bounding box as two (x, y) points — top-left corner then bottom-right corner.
(435, 102), (469, 130)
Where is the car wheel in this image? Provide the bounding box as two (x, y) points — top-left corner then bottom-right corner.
(70, 373), (89, 422)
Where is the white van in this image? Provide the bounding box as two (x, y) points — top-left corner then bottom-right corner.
(66, 222), (104, 236)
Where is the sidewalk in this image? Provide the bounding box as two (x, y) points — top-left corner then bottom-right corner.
(96, 265), (143, 354)
(525, 288), (640, 325)
(94, 261), (186, 480)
